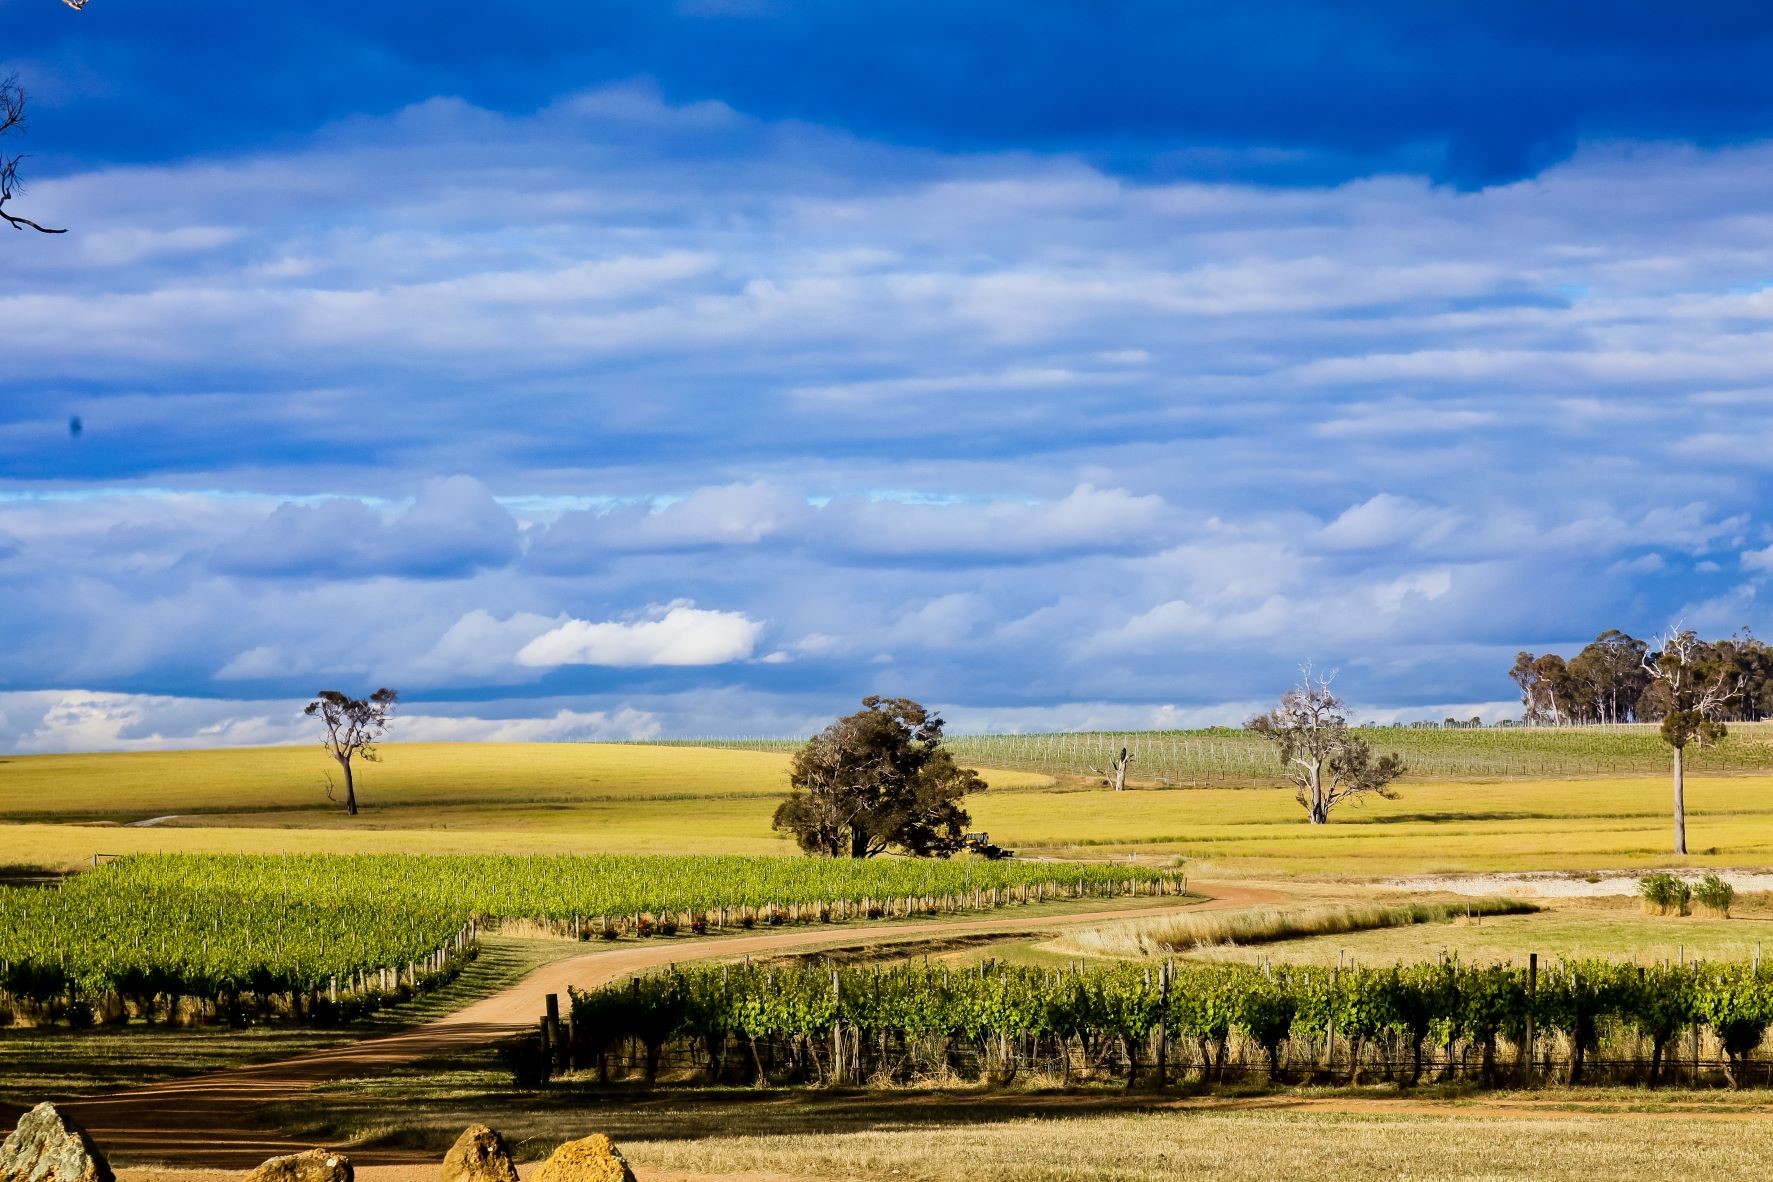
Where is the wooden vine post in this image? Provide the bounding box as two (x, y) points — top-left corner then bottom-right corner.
(831, 969), (845, 1086)
(1522, 953), (1537, 1085)
(1156, 960), (1171, 1086)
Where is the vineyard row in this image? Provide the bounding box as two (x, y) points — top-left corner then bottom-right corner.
(562, 955), (1773, 1090)
(0, 853), (1183, 1027)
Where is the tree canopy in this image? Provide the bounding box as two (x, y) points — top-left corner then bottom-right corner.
(1510, 628), (1771, 725)
(303, 687), (398, 816)
(1246, 670), (1406, 824)
(772, 696), (985, 858)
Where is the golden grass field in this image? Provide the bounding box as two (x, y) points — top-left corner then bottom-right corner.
(5, 741), (1773, 874)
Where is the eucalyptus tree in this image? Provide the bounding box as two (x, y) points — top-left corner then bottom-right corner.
(1246, 669), (1406, 824)
(773, 696), (984, 857)
(0, 76), (65, 234)
(1643, 628), (1740, 855)
(303, 688), (399, 816)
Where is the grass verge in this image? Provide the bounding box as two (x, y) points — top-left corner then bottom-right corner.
(1055, 897), (1538, 958)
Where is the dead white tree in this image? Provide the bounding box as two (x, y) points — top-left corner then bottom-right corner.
(1644, 627), (1741, 855)
(1107, 745), (1133, 791)
(1246, 666), (1406, 824)
(0, 76), (65, 234)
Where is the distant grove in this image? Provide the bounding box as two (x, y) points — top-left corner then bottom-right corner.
(1511, 629), (1773, 725)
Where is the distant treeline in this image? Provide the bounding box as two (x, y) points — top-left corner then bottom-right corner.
(1512, 629), (1773, 725)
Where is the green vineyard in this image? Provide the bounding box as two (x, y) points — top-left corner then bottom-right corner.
(655, 724), (1773, 782)
(569, 955), (1773, 1090)
(0, 853), (1182, 1024)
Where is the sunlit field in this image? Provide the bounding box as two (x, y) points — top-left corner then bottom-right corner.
(5, 743), (1773, 874)
(1028, 892), (1773, 969)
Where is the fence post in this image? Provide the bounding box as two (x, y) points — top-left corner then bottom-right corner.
(1692, 961), (1702, 1084)
(545, 992), (562, 1064)
(1154, 960), (1170, 1087)
(831, 969), (844, 1086)
(1522, 953), (1537, 1086)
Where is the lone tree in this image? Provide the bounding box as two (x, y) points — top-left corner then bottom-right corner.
(1, 75), (65, 234)
(303, 688), (398, 817)
(772, 696), (985, 857)
(1246, 668), (1405, 824)
(1643, 627), (1740, 855)
(1102, 746), (1133, 792)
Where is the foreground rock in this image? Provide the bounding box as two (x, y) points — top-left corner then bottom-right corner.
(243, 1149), (353, 1182)
(534, 1135), (636, 1182)
(0, 1103), (114, 1182)
(441, 1126), (519, 1182)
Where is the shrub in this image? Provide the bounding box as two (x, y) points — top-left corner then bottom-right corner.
(1694, 873), (1736, 918)
(690, 913), (708, 935)
(657, 917), (680, 937)
(635, 915), (655, 938)
(497, 1031), (552, 1088)
(1639, 872), (1692, 917)
(600, 924), (620, 941)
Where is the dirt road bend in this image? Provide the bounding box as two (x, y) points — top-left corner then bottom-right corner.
(42, 884), (1282, 1168)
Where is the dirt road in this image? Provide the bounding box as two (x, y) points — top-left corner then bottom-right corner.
(46, 884), (1281, 1169)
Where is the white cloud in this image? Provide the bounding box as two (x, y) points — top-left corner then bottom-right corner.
(516, 601), (765, 667)
(1319, 494), (1461, 551)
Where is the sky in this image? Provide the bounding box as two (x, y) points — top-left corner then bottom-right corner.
(4, 2), (1773, 751)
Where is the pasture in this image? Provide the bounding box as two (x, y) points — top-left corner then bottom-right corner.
(7, 741), (1773, 874)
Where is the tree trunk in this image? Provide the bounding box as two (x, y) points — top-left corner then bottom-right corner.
(1307, 763), (1328, 824)
(339, 756), (358, 816)
(1672, 744), (1686, 855)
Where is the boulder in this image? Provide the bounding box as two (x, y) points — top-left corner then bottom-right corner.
(441, 1126), (519, 1182)
(533, 1135), (636, 1182)
(0, 1103), (113, 1182)
(243, 1149), (353, 1182)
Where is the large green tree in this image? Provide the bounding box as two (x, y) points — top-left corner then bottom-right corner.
(772, 696), (985, 858)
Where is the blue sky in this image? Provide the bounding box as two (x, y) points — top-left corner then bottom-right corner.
(4, 2), (1773, 750)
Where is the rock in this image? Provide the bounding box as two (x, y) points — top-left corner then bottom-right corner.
(243, 1148), (353, 1182)
(0, 1103), (114, 1182)
(441, 1126), (519, 1182)
(533, 1135), (636, 1182)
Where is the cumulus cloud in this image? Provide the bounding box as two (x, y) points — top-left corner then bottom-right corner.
(7, 82), (1773, 739)
(215, 477), (520, 579)
(517, 602), (765, 667)
(0, 690), (662, 752)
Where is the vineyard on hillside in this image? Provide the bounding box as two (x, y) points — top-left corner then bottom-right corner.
(571, 955), (1773, 1090)
(652, 723), (1773, 783)
(0, 853), (1182, 1025)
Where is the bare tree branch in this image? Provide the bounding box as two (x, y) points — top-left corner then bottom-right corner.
(0, 75), (67, 235)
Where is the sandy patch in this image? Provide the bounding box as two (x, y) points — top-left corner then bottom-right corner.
(1384, 869), (1773, 898)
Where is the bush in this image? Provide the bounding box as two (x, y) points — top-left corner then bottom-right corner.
(657, 917), (680, 937)
(635, 915), (655, 938)
(1640, 872), (1692, 917)
(1694, 873), (1736, 918)
(690, 913), (708, 935)
(600, 924), (620, 941)
(497, 1030), (552, 1088)
(64, 1000), (96, 1029)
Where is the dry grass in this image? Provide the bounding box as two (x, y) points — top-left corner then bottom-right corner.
(1054, 898), (1537, 958)
(271, 1080), (1773, 1182)
(8, 742), (1773, 877)
(621, 1108), (1773, 1182)
(1170, 897), (1773, 967)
